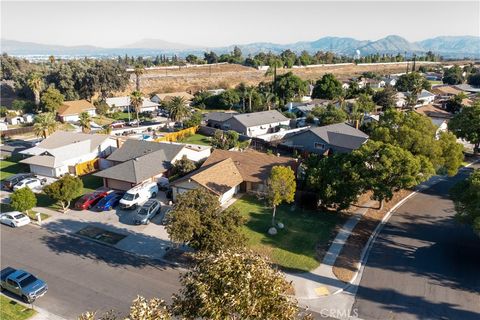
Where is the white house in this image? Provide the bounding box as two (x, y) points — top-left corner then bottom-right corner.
(6, 115), (24, 125)
(106, 97), (160, 113)
(221, 110), (291, 137)
(396, 92), (407, 108)
(57, 100), (96, 122)
(23, 113), (35, 123)
(417, 89), (436, 105)
(20, 131), (117, 177)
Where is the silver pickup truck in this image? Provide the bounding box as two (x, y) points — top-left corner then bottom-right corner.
(0, 267), (48, 303)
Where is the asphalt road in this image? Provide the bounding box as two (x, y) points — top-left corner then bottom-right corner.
(1, 225), (182, 319)
(354, 163), (480, 320)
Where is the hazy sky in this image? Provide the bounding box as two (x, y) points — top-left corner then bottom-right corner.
(1, 1), (479, 47)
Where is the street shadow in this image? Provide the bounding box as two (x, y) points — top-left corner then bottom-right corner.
(41, 219), (176, 269)
(354, 285), (480, 320)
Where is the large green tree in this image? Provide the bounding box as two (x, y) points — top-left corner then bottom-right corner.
(78, 112), (92, 133)
(448, 102), (480, 153)
(27, 72), (44, 111)
(372, 85), (397, 109)
(165, 188), (246, 252)
(450, 169), (480, 235)
(10, 188), (37, 213)
(305, 153), (363, 211)
(371, 108), (463, 175)
(266, 166), (296, 226)
(43, 175), (83, 212)
(274, 72), (308, 105)
(166, 96), (191, 122)
(442, 65), (464, 85)
(354, 141), (433, 209)
(311, 73), (344, 100)
(211, 130), (240, 150)
(172, 250), (306, 320)
(41, 86), (64, 113)
(395, 72), (430, 93)
(312, 104), (348, 126)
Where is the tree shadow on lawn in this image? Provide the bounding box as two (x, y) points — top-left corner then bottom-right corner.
(40, 218), (177, 270)
(238, 196), (345, 273)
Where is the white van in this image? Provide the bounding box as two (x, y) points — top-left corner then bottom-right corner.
(119, 182), (159, 210)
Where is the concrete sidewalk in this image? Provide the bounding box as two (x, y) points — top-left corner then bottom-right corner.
(285, 200), (376, 300)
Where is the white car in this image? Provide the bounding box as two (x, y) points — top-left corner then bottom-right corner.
(13, 177), (45, 191)
(0, 211), (31, 227)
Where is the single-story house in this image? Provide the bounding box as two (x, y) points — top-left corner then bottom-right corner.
(282, 122), (369, 154)
(220, 110), (291, 137)
(396, 92), (407, 108)
(171, 149), (297, 204)
(57, 100), (96, 122)
(431, 85), (464, 97)
(94, 139), (210, 190)
(204, 111), (238, 128)
(380, 77), (398, 87)
(23, 113), (34, 123)
(416, 89), (436, 105)
(151, 92), (194, 105)
(6, 115), (24, 125)
(106, 97), (160, 113)
(20, 131), (117, 177)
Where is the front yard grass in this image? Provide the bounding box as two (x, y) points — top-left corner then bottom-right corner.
(0, 157), (28, 180)
(232, 195), (343, 272)
(180, 133), (211, 146)
(0, 296), (37, 320)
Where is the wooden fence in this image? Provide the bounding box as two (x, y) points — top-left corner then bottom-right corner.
(154, 126), (199, 143)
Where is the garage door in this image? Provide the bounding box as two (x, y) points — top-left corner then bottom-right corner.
(105, 178), (133, 191)
(30, 165), (55, 177)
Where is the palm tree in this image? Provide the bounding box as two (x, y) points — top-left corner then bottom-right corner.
(406, 93), (418, 111)
(167, 96), (191, 122)
(33, 112), (57, 138)
(134, 66), (144, 91)
(264, 92), (276, 111)
(27, 73), (43, 112)
(130, 91), (143, 125)
(246, 86), (256, 112)
(78, 112), (92, 133)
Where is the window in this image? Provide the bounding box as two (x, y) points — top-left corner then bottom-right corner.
(314, 142), (325, 149)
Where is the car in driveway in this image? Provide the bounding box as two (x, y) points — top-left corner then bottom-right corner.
(110, 120), (125, 129)
(74, 190), (109, 210)
(0, 211), (31, 228)
(119, 182), (158, 210)
(94, 192), (124, 211)
(1, 173), (35, 190)
(1, 267), (48, 303)
(133, 199), (161, 225)
(127, 119), (139, 126)
(13, 177), (46, 191)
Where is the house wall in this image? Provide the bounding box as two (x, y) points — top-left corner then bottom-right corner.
(104, 178), (135, 191)
(284, 130), (355, 155)
(219, 185), (239, 204)
(172, 146), (211, 163)
(61, 109), (96, 123)
(224, 118), (291, 137)
(172, 180), (201, 200)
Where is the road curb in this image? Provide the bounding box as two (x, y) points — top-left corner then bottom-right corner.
(331, 161), (478, 296)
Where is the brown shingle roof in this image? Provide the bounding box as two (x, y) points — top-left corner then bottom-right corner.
(58, 100), (95, 116)
(189, 158), (243, 195)
(201, 149), (297, 183)
(415, 104), (453, 119)
(431, 86), (463, 96)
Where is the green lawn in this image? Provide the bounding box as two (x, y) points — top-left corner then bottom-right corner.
(429, 80), (443, 86)
(0, 296), (37, 320)
(232, 195), (342, 272)
(180, 133), (211, 146)
(0, 157), (28, 180)
(81, 174), (104, 193)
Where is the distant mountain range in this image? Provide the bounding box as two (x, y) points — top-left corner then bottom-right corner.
(2, 35), (479, 59)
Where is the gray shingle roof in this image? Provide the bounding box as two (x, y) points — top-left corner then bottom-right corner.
(309, 123), (369, 150)
(37, 131), (110, 152)
(204, 112), (238, 122)
(107, 140), (184, 163)
(231, 110), (289, 128)
(95, 149), (178, 183)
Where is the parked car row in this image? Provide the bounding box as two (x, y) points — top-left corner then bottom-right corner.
(1, 173), (46, 192)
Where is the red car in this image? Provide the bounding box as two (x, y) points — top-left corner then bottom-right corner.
(74, 191), (109, 210)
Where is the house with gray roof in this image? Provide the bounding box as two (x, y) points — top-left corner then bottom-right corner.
(19, 131), (117, 177)
(220, 110), (291, 137)
(204, 111), (238, 128)
(94, 139), (210, 190)
(282, 123), (369, 155)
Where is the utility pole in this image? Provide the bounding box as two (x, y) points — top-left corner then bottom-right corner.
(412, 54), (416, 72)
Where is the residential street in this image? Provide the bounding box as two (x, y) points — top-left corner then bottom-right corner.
(0, 224), (182, 319)
(353, 163), (480, 320)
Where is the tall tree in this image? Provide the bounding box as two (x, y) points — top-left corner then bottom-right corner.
(354, 141), (433, 209)
(312, 104), (348, 126)
(373, 85), (397, 109)
(172, 250), (306, 320)
(442, 65), (464, 85)
(129, 90), (143, 125)
(27, 73), (43, 111)
(33, 112), (58, 138)
(395, 72), (430, 92)
(165, 188), (246, 252)
(266, 166), (296, 226)
(274, 72), (308, 106)
(40, 86), (64, 113)
(448, 102), (480, 153)
(10, 188), (37, 213)
(311, 73), (344, 100)
(450, 169), (480, 235)
(78, 112), (92, 133)
(167, 96), (191, 122)
(133, 65), (144, 91)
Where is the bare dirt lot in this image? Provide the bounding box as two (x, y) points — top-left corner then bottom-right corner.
(125, 61), (459, 95)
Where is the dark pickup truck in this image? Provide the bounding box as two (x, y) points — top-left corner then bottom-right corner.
(0, 267), (48, 303)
